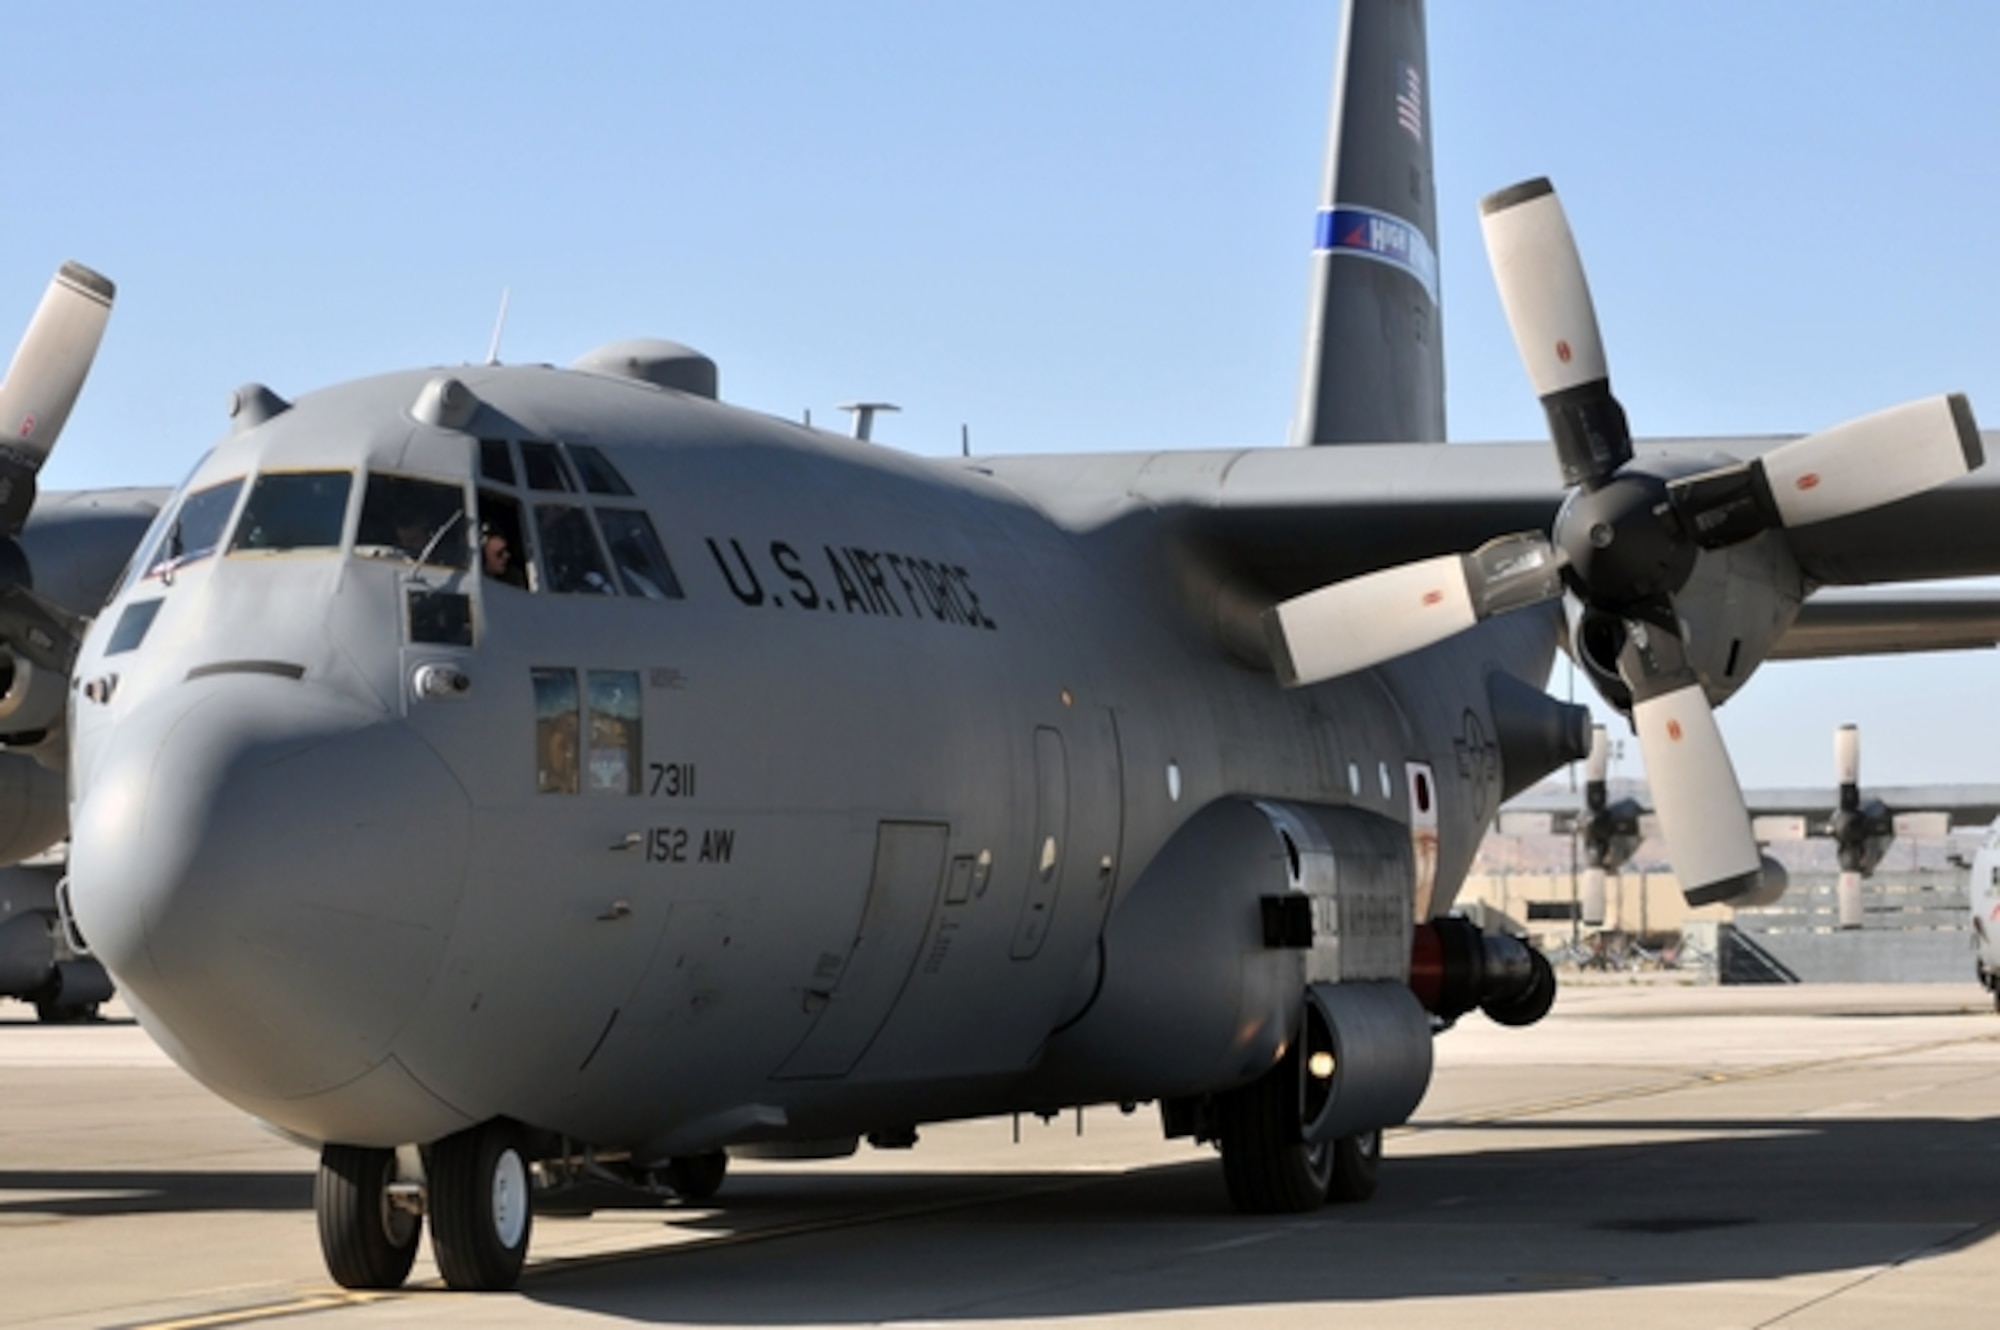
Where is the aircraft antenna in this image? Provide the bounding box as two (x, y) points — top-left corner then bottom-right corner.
(484, 288), (512, 366)
(839, 401), (900, 443)
(961, 424), (971, 458)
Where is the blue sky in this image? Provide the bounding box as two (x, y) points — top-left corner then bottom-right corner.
(8, 2), (2000, 788)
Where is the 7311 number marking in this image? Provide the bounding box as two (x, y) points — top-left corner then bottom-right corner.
(649, 762), (696, 798)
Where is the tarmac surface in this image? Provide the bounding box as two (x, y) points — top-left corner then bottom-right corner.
(5, 980), (2000, 1328)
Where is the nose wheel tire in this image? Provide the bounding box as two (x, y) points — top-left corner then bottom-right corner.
(429, 1121), (534, 1292)
(315, 1145), (420, 1291)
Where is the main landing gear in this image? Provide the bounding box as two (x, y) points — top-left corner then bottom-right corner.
(1212, 980), (1431, 1214)
(1215, 1046), (1381, 1212)
(315, 1121), (529, 1293)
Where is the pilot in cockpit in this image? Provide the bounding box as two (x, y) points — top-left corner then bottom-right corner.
(476, 494), (531, 590)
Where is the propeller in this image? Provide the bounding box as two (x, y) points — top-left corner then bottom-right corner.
(1263, 177), (1982, 907)
(1577, 724), (1642, 927)
(0, 262), (114, 681)
(1828, 723), (1893, 929)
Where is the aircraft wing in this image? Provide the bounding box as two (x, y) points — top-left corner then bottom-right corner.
(1774, 587), (2000, 659)
(977, 432), (2000, 605)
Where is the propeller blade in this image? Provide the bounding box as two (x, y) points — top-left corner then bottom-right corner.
(1584, 722), (1610, 808)
(1835, 721), (1860, 795)
(1264, 532), (1564, 688)
(1631, 679), (1763, 906)
(1614, 620), (1764, 906)
(1479, 178), (1631, 487)
(1580, 866), (1606, 928)
(1670, 394), (1981, 548)
(0, 262), (115, 475)
(1836, 869), (1865, 929)
(1759, 393), (1980, 527)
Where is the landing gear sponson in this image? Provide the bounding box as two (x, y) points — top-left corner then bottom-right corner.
(1202, 919), (1552, 1216)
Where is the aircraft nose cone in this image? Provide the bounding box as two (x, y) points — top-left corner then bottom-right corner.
(69, 680), (469, 1105)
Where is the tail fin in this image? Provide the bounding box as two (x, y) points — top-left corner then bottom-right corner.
(1287, 0), (1444, 447)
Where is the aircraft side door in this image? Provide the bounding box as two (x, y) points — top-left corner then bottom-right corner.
(1011, 708), (1124, 965)
(773, 821), (951, 1080)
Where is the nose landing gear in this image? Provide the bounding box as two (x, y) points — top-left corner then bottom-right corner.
(316, 1120), (533, 1293)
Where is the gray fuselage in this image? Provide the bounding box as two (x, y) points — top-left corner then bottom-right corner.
(65, 362), (1555, 1155)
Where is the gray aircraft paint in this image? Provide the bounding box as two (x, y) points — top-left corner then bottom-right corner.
(63, 357), (1566, 1151)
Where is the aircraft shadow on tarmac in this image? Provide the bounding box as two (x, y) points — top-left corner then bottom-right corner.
(5, 1115), (1996, 1315)
(512, 1117), (2000, 1322)
(0, 1170), (308, 1217)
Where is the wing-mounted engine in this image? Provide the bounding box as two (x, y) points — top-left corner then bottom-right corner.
(1566, 477), (1807, 716)
(1828, 723), (1894, 929)
(1261, 177), (1982, 912)
(0, 263), (115, 758)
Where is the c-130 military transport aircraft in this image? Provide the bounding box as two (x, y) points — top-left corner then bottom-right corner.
(1, 0), (1990, 1294)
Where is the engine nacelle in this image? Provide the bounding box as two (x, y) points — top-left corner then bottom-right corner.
(0, 756), (66, 867)
(1563, 457), (1808, 718)
(0, 648), (68, 743)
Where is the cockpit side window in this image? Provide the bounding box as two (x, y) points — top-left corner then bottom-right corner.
(229, 470), (353, 554)
(535, 504), (614, 594)
(356, 474), (468, 568)
(520, 441), (575, 492)
(479, 438), (517, 487)
(595, 508), (683, 599)
(146, 478), (245, 578)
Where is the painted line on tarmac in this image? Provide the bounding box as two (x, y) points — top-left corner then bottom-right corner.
(123, 1290), (397, 1329)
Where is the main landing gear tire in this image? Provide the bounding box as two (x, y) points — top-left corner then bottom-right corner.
(665, 1151), (728, 1202)
(316, 1145), (420, 1291)
(1216, 1058), (1334, 1214)
(34, 999), (99, 1025)
(1327, 1128), (1381, 1203)
(429, 1120), (534, 1292)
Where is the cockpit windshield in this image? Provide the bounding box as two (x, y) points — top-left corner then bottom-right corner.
(144, 478), (244, 579)
(229, 471), (353, 553)
(355, 474), (469, 569)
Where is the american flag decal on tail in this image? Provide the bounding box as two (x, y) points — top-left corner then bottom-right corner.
(1395, 60), (1424, 143)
